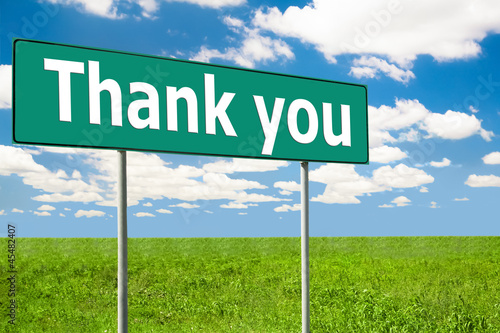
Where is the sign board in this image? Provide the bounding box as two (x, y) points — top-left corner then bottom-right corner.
(13, 39), (368, 163)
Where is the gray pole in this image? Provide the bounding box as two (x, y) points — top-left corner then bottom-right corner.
(301, 161), (310, 333)
(118, 150), (128, 333)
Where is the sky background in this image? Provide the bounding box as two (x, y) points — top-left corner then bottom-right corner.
(0, 0), (499, 238)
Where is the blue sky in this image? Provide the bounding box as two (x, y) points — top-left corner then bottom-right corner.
(0, 0), (499, 238)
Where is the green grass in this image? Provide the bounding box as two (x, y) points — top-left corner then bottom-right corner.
(1, 237), (499, 332)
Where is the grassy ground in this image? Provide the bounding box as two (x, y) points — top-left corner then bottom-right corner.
(1, 237), (499, 332)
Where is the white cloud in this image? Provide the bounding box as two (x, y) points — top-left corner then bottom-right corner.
(79, 150), (284, 206)
(59, 213), (66, 217)
(430, 158), (451, 168)
(454, 197), (469, 201)
(134, 212), (155, 217)
(168, 0), (245, 9)
(310, 164), (387, 204)
(253, 0), (500, 65)
(156, 208), (173, 214)
(45, 0), (124, 19)
(420, 186), (429, 193)
(223, 15), (244, 28)
(349, 66), (376, 79)
(368, 100), (494, 148)
(430, 201), (439, 209)
(32, 192), (104, 203)
(169, 202), (200, 209)
(64, 208), (71, 211)
(238, 212), (247, 215)
(483, 152), (500, 165)
(0, 210), (6, 216)
(368, 99), (429, 147)
(392, 196), (411, 207)
(310, 162), (434, 205)
(378, 204), (393, 208)
(0, 146), (104, 204)
(465, 174), (500, 187)
(44, 0), (245, 20)
(422, 110), (494, 141)
(274, 181), (301, 192)
(372, 164), (434, 189)
(143, 202), (153, 207)
(0, 65), (12, 109)
(274, 203), (301, 212)
(203, 158), (288, 174)
(204, 210), (214, 214)
(74, 209), (106, 218)
(11, 208), (23, 213)
(369, 146), (407, 163)
(220, 202), (248, 209)
(192, 17), (293, 68)
(279, 190), (293, 196)
(469, 105), (479, 113)
(37, 204), (56, 211)
(34, 211), (51, 216)
(350, 56), (415, 83)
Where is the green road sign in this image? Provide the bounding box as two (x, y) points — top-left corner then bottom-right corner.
(13, 39), (368, 163)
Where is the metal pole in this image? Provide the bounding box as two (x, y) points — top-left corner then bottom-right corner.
(301, 161), (310, 333)
(118, 150), (128, 333)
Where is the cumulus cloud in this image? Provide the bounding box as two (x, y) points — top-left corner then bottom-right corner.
(430, 158), (451, 168)
(74, 209), (106, 218)
(169, 202), (200, 209)
(372, 164), (434, 188)
(465, 174), (500, 187)
(454, 197), (469, 201)
(0, 65), (12, 109)
(45, 0), (124, 19)
(33, 149), (286, 207)
(274, 181), (301, 192)
(37, 205), (56, 211)
(11, 208), (24, 213)
(369, 99), (494, 148)
(0, 210), (6, 216)
(34, 211), (51, 216)
(274, 203), (301, 212)
(310, 163), (433, 204)
(392, 196), (411, 207)
(0, 145), (104, 204)
(220, 202), (248, 209)
(43, 0), (245, 19)
(430, 201), (439, 209)
(253, 0), (500, 66)
(134, 212), (155, 217)
(203, 158), (288, 174)
(483, 152), (500, 165)
(422, 110), (493, 141)
(191, 16), (293, 68)
(350, 56), (415, 83)
(378, 204), (393, 208)
(156, 208), (173, 214)
(143, 202), (153, 207)
(369, 145), (407, 163)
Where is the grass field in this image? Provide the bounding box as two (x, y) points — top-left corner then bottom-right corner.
(1, 237), (499, 332)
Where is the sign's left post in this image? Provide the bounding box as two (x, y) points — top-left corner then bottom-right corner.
(117, 150), (128, 332)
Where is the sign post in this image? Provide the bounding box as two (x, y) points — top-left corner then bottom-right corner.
(301, 161), (310, 333)
(13, 39), (369, 332)
(117, 150), (128, 333)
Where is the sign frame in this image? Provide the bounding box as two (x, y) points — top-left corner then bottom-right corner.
(13, 38), (369, 164)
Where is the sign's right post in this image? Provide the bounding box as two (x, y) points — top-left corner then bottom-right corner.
(301, 161), (310, 333)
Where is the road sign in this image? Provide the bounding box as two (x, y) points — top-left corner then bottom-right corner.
(13, 39), (368, 163)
